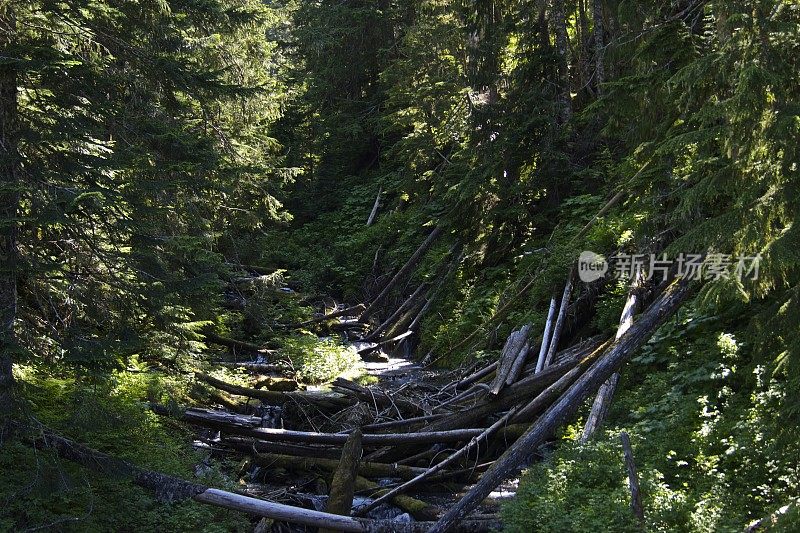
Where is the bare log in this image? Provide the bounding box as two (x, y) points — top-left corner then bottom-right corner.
(429, 279), (693, 533)
(213, 361), (284, 374)
(320, 430), (363, 533)
(31, 429), (367, 532)
(581, 273), (643, 441)
(253, 452), (437, 482)
(366, 187), (382, 226)
(354, 476), (437, 521)
(534, 295), (558, 373)
(620, 431), (644, 525)
(152, 406), (486, 446)
(222, 437), (343, 460)
(490, 324), (531, 395)
(293, 304), (366, 329)
(362, 414), (445, 432)
(203, 332), (275, 357)
(356, 406), (520, 517)
(505, 342), (530, 386)
(543, 271), (575, 368)
(361, 226), (443, 321)
(455, 362), (498, 390)
(195, 372), (352, 409)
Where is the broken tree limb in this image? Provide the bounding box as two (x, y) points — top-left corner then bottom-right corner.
(361, 225), (443, 322)
(366, 187), (382, 226)
(620, 431), (644, 525)
(429, 278), (693, 533)
(581, 272), (644, 441)
(320, 430), (362, 533)
(543, 270), (575, 368)
(534, 295), (558, 373)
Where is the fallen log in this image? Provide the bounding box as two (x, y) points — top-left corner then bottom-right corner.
(151, 406), (486, 446)
(512, 340), (613, 423)
(293, 304), (366, 329)
(620, 431), (644, 525)
(213, 361), (285, 374)
(455, 362), (498, 390)
(195, 372), (352, 409)
(429, 278), (692, 533)
(534, 295), (558, 372)
(543, 270), (575, 368)
(505, 341), (530, 386)
(356, 331), (414, 356)
(362, 413), (445, 432)
(363, 284), (429, 342)
(253, 452), (436, 482)
(203, 332), (275, 357)
(222, 437), (343, 460)
(31, 429), (365, 532)
(354, 476), (437, 521)
(361, 225), (443, 322)
(581, 272), (643, 441)
(331, 377), (421, 416)
(356, 406), (520, 517)
(320, 430), (363, 533)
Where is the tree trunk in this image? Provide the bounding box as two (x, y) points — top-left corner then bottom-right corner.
(0, 4), (19, 438)
(428, 279), (692, 533)
(543, 271), (574, 368)
(592, 0), (605, 93)
(534, 295), (558, 372)
(552, 0), (572, 123)
(320, 430), (362, 533)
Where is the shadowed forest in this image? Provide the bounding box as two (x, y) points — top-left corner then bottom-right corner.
(1, 1), (800, 531)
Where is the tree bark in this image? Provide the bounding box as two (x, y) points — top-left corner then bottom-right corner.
(429, 279), (692, 533)
(0, 4), (19, 438)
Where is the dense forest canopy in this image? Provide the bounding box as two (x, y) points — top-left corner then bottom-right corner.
(1, 0), (799, 531)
